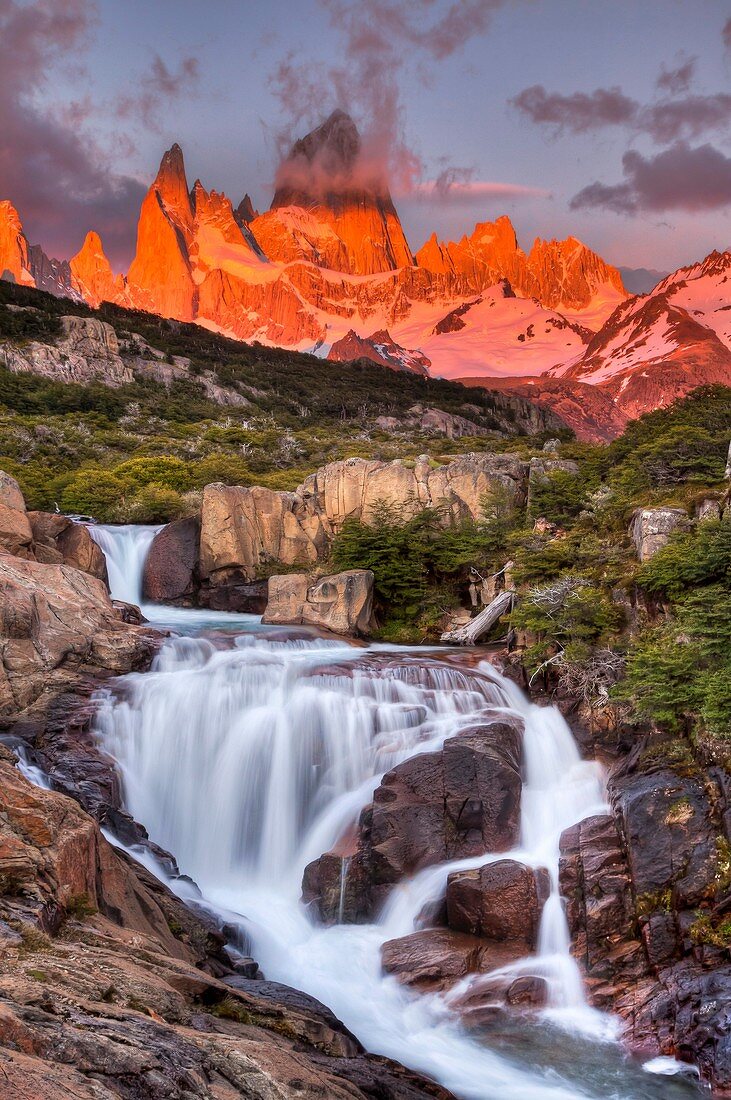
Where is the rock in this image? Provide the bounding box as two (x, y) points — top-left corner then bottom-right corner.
(0, 755), (456, 1100)
(446, 860), (550, 947)
(263, 573), (310, 624)
(199, 482), (320, 586)
(381, 929), (489, 990)
(305, 722), (523, 921)
(695, 497), (722, 522)
(263, 569), (375, 636)
(0, 552), (157, 716)
(0, 201), (35, 286)
(416, 215), (624, 311)
(143, 516), (200, 603)
(612, 767), (721, 910)
(1, 316), (135, 387)
(630, 508), (691, 561)
(69, 230), (126, 308)
(328, 329), (430, 375)
(0, 470), (33, 557)
(27, 512), (108, 582)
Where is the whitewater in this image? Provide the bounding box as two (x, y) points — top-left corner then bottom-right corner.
(83, 525), (701, 1100)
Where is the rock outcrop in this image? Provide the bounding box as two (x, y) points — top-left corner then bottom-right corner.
(143, 515), (201, 604)
(303, 721), (523, 922)
(0, 200), (35, 286)
(27, 511), (108, 582)
(328, 329), (431, 375)
(0, 471), (34, 557)
(193, 454), (530, 608)
(0, 750), (456, 1100)
(0, 551), (156, 716)
(263, 569), (375, 636)
(630, 507), (692, 561)
(446, 860), (550, 946)
(559, 740), (731, 1094)
(0, 313), (135, 386)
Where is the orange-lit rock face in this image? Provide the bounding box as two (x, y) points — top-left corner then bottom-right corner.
(416, 216), (625, 311)
(258, 110), (414, 276)
(69, 231), (125, 308)
(0, 200), (34, 286)
(127, 144), (196, 321)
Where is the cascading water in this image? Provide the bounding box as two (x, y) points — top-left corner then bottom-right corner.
(88, 525), (701, 1100)
(89, 523), (161, 605)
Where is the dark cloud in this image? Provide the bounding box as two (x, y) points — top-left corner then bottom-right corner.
(571, 142), (731, 215)
(655, 58), (696, 95)
(513, 79), (731, 145)
(639, 93), (731, 143)
(117, 55), (200, 130)
(270, 0), (512, 195)
(0, 0), (146, 269)
(724, 16), (731, 51)
(510, 84), (638, 133)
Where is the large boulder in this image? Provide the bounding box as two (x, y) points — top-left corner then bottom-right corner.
(446, 859), (550, 947)
(0, 552), (157, 715)
(0, 470), (33, 557)
(28, 512), (108, 582)
(304, 722), (523, 921)
(630, 508), (691, 561)
(199, 482), (320, 586)
(142, 515), (200, 603)
(263, 569), (375, 636)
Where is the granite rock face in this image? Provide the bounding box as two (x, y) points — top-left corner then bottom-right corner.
(630, 507), (692, 561)
(263, 569), (375, 636)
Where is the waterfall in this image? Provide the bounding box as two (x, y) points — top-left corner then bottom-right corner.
(88, 529), (699, 1100)
(89, 523), (161, 604)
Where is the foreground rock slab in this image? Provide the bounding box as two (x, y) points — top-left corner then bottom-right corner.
(0, 751), (456, 1100)
(263, 569), (375, 636)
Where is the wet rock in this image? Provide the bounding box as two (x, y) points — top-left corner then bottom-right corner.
(630, 507), (691, 561)
(612, 767), (721, 910)
(381, 928), (489, 990)
(264, 569), (375, 636)
(446, 860), (550, 947)
(0, 752), (458, 1100)
(143, 515), (200, 603)
(305, 722), (522, 921)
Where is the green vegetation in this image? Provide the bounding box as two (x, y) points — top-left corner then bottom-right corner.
(0, 278), (563, 522)
(1, 279), (730, 749)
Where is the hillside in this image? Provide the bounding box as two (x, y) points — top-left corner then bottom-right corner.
(0, 277), (566, 522)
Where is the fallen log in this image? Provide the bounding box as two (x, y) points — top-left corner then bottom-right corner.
(440, 588), (515, 646)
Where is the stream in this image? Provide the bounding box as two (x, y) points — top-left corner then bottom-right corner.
(82, 524), (704, 1100)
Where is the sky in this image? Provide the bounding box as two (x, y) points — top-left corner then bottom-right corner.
(2, 0), (731, 273)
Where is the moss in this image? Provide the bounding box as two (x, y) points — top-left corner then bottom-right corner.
(26, 969), (48, 982)
(18, 925), (51, 954)
(638, 738), (699, 777)
(209, 996), (254, 1024)
(64, 893), (97, 921)
(636, 888), (673, 918)
(689, 911), (731, 949)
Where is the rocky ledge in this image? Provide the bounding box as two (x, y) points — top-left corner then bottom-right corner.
(0, 749), (456, 1100)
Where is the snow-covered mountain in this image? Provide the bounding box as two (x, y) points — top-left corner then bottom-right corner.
(1, 110), (728, 437)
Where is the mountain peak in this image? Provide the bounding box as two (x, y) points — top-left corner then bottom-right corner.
(0, 199), (34, 286)
(153, 143), (193, 226)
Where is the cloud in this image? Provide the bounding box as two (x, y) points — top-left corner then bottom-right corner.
(117, 54), (200, 130)
(270, 0), (514, 196)
(639, 93), (731, 143)
(571, 142), (731, 215)
(655, 58), (696, 95)
(510, 84), (638, 133)
(0, 0), (145, 268)
(406, 170), (549, 202)
(724, 16), (731, 51)
(513, 80), (731, 145)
